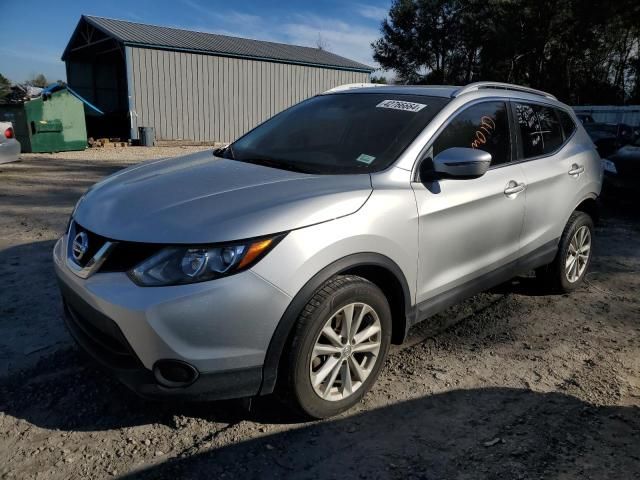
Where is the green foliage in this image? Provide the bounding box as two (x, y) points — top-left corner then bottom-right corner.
(25, 73), (48, 88)
(370, 75), (388, 84)
(372, 0), (640, 104)
(0, 73), (10, 101)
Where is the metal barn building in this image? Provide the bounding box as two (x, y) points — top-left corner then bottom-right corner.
(62, 15), (374, 143)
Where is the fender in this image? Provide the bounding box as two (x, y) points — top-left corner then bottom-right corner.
(258, 252), (412, 395)
(569, 193), (600, 225)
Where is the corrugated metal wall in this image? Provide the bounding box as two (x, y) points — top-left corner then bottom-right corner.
(126, 46), (369, 142)
(573, 105), (640, 126)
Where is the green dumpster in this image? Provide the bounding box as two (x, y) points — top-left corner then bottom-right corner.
(23, 88), (87, 153)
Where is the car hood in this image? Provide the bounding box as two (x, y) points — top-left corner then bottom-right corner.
(73, 150), (373, 244)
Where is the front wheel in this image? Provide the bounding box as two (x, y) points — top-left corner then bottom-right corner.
(536, 211), (594, 293)
(284, 275), (391, 419)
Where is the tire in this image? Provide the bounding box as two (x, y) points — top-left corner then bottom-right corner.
(283, 275), (392, 419)
(536, 211), (594, 293)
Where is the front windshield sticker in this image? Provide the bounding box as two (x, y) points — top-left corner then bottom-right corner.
(356, 154), (376, 164)
(376, 99), (427, 112)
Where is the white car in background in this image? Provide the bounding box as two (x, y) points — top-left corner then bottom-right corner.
(0, 122), (20, 164)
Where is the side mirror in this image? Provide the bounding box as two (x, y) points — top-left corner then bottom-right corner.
(212, 145), (230, 158)
(432, 147), (491, 179)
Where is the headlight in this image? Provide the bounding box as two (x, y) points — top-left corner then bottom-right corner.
(128, 235), (284, 286)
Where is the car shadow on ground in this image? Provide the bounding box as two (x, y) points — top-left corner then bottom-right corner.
(119, 387), (639, 479)
(0, 345), (317, 430)
(0, 240), (71, 377)
(489, 275), (549, 297)
(2, 352), (639, 478)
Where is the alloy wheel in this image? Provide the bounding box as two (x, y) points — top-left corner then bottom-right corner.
(309, 302), (382, 401)
(565, 225), (591, 283)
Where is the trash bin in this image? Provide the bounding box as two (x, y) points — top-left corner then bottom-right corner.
(138, 126), (155, 147)
(23, 88), (88, 153)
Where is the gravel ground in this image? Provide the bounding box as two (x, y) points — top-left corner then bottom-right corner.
(0, 149), (639, 479)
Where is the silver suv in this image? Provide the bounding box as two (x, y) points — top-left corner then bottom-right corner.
(54, 82), (602, 418)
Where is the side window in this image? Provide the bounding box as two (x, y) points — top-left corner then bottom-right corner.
(515, 103), (543, 158)
(536, 106), (563, 153)
(557, 109), (576, 139)
(433, 101), (511, 166)
(516, 103), (564, 158)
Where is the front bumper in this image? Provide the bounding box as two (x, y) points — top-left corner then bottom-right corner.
(53, 234), (292, 400)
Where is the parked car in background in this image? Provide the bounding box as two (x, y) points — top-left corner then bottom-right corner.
(54, 82), (601, 419)
(584, 122), (636, 158)
(576, 113), (595, 124)
(602, 135), (640, 191)
(0, 122), (20, 164)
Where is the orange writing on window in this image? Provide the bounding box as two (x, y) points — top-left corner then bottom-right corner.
(471, 116), (496, 149)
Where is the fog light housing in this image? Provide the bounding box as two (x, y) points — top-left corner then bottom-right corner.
(153, 359), (199, 388)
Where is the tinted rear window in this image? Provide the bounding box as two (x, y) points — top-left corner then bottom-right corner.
(558, 110), (577, 138)
(536, 106), (563, 153)
(515, 104), (544, 158)
(516, 103), (564, 158)
(226, 93), (450, 174)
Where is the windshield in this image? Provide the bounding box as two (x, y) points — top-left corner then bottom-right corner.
(224, 93), (450, 174)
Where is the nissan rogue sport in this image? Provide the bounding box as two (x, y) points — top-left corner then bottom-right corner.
(54, 82), (602, 419)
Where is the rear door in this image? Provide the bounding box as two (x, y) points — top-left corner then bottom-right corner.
(412, 100), (526, 306)
(512, 102), (585, 258)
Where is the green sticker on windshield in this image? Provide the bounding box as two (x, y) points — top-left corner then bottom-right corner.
(356, 154), (376, 165)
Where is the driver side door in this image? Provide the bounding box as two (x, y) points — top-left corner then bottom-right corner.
(411, 100), (526, 315)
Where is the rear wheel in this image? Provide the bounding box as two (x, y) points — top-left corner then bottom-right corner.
(536, 211), (594, 293)
(284, 275), (391, 419)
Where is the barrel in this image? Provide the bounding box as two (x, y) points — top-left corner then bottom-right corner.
(138, 126), (155, 147)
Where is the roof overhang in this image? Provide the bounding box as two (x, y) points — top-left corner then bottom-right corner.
(62, 15), (375, 73)
(62, 16), (123, 61)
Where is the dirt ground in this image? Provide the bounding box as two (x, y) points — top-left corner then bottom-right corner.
(1, 148), (639, 479)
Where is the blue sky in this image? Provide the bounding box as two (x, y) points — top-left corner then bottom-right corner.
(0, 0), (391, 84)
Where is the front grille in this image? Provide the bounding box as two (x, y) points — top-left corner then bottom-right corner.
(72, 221), (161, 273)
(70, 223), (109, 268)
(100, 242), (163, 272)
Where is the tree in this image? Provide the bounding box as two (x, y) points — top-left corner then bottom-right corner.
(316, 33), (331, 51)
(0, 73), (10, 101)
(370, 75), (388, 84)
(25, 73), (48, 88)
(372, 0), (640, 104)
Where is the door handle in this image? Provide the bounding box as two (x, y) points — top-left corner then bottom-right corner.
(504, 181), (526, 196)
(568, 164), (584, 177)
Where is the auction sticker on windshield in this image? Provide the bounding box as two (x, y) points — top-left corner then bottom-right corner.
(356, 154), (376, 164)
(376, 99), (427, 112)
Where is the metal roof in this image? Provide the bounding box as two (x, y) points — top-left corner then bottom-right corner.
(71, 15), (374, 72)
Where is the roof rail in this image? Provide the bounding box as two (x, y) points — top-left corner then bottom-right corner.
(452, 82), (557, 100)
(323, 83), (387, 94)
